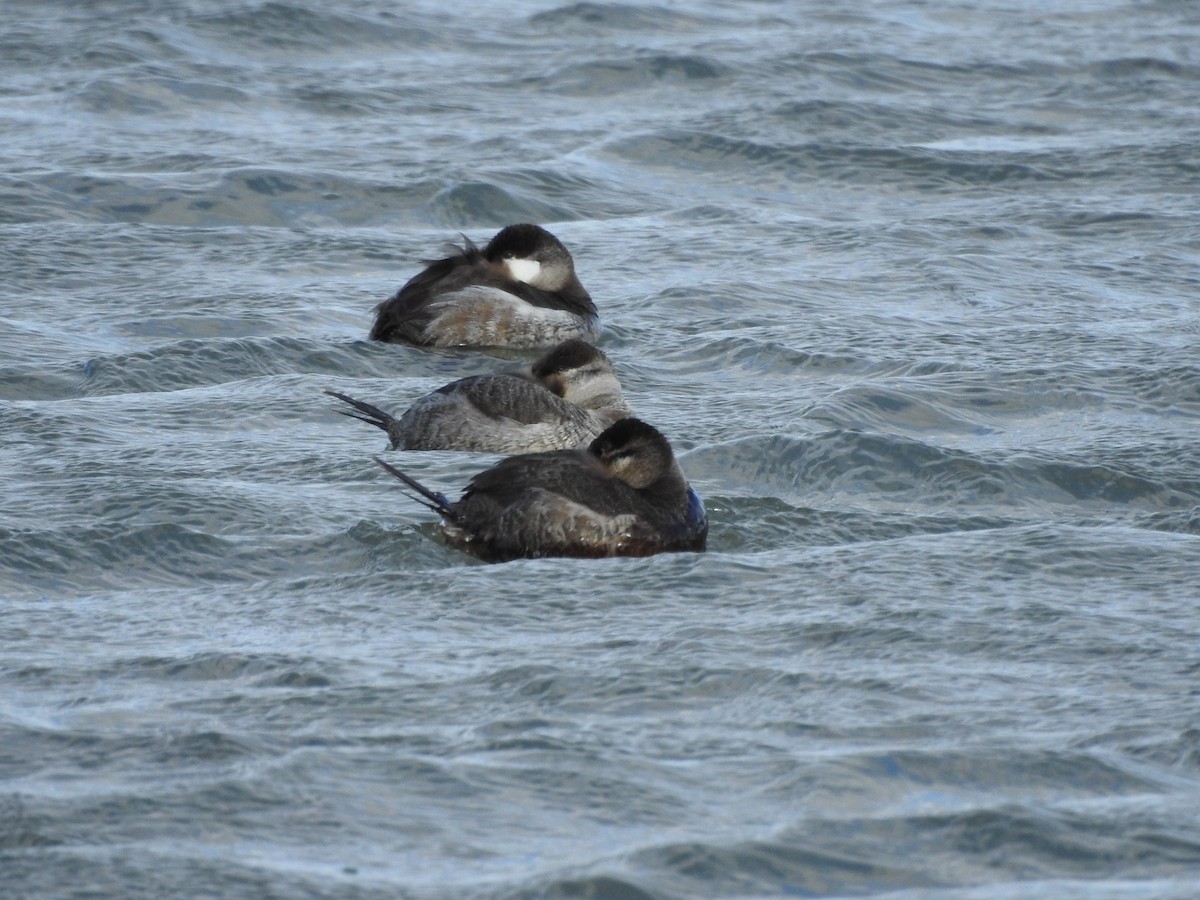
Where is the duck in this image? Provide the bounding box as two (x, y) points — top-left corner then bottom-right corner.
(369, 223), (598, 349)
(325, 340), (631, 453)
(374, 417), (708, 561)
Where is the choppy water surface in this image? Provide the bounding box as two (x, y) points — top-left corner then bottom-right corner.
(3, 1), (1200, 897)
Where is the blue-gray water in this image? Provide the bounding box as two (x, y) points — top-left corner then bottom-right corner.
(3, 1), (1200, 897)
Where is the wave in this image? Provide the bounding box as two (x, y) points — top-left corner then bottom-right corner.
(0, 334), (502, 401)
(0, 516), (444, 598)
(186, 2), (438, 55)
(530, 2), (723, 33)
(687, 430), (1200, 518)
(535, 54), (728, 97)
(9, 165), (633, 229)
(608, 129), (1100, 192)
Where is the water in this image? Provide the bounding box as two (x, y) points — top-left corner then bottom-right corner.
(3, 0), (1200, 896)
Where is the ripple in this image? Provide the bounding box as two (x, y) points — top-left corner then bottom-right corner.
(78, 70), (253, 117)
(0, 337), (472, 401)
(530, 2), (720, 32)
(187, 3), (436, 54)
(424, 180), (579, 228)
(541, 54), (728, 96)
(24, 167), (448, 228)
(0, 517), (427, 597)
(689, 426), (1200, 518)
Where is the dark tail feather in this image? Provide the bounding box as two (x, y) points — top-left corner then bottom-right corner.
(374, 456), (458, 522)
(325, 390), (402, 448)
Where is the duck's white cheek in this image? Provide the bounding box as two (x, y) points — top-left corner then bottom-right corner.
(503, 257), (542, 284)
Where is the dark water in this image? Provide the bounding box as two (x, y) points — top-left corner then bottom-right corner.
(3, 1), (1200, 897)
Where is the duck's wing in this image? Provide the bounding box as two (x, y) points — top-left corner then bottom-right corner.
(449, 375), (590, 426)
(370, 242), (505, 343)
(391, 376), (601, 452)
(457, 452), (610, 510)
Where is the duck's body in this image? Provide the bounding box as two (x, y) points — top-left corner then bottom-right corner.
(326, 340), (630, 453)
(375, 418), (707, 561)
(370, 224), (598, 349)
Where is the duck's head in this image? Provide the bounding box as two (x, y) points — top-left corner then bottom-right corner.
(588, 418), (678, 490)
(486, 224), (580, 293)
(531, 339), (626, 410)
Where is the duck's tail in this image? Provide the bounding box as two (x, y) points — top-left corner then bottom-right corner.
(374, 456), (459, 523)
(325, 389), (401, 449)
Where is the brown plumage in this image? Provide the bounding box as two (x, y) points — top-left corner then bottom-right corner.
(375, 418), (708, 561)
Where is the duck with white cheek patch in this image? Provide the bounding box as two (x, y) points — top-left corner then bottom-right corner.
(369, 224), (598, 349)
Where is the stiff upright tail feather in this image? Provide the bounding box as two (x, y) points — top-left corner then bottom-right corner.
(325, 390), (402, 449)
(374, 456), (458, 522)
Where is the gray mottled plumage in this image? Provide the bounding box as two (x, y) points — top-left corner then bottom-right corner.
(326, 340), (631, 453)
(369, 224), (599, 349)
(374, 417), (708, 561)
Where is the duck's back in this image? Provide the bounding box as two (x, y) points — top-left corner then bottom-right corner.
(397, 375), (609, 452)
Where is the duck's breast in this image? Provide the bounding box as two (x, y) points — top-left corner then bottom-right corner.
(419, 287), (599, 349)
